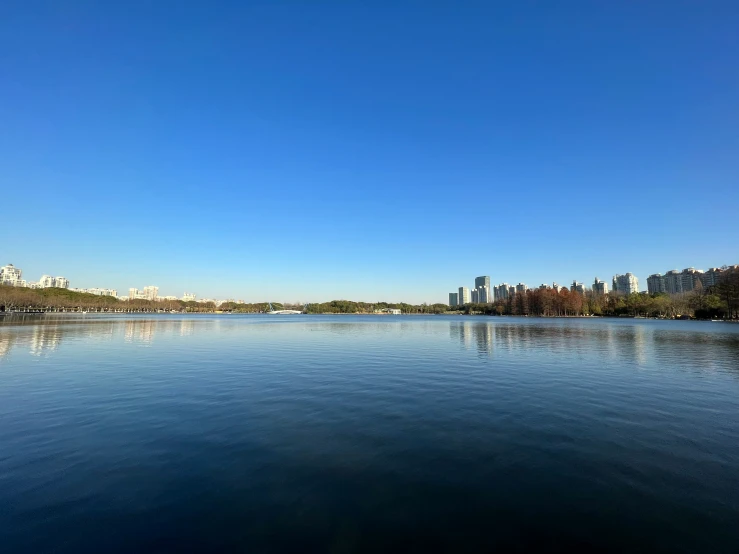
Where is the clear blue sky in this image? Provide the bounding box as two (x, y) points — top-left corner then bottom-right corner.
(2, 1), (737, 303)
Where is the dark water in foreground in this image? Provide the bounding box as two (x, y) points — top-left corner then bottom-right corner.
(1, 315), (739, 553)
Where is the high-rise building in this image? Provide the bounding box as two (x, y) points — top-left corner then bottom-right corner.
(477, 285), (491, 303)
(183, 292), (197, 302)
(494, 283), (511, 301)
(702, 268), (723, 288)
(449, 292), (458, 307)
(680, 268), (704, 292)
(612, 273), (639, 295)
(475, 276), (490, 290)
(471, 289), (479, 303)
(38, 275), (55, 288)
(663, 270), (682, 294)
(647, 274), (666, 294)
(458, 287), (470, 305)
(508, 286), (516, 298)
(592, 278), (608, 294)
(142, 286), (159, 301)
(0, 264), (23, 286)
(128, 286), (159, 300)
(74, 288), (117, 296)
(552, 283), (562, 292)
(571, 281), (586, 294)
(515, 283), (528, 294)
(55, 277), (69, 289)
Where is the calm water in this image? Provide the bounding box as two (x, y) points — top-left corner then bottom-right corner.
(1, 315), (739, 553)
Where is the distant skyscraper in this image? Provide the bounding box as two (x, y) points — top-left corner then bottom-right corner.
(449, 292), (458, 307)
(471, 277), (491, 304)
(702, 268), (723, 288)
(494, 283), (510, 301)
(38, 275), (55, 288)
(0, 264), (23, 285)
(55, 277), (69, 289)
(143, 286), (159, 300)
(647, 274), (666, 294)
(183, 292), (197, 302)
(571, 281), (586, 294)
(478, 285), (491, 303)
(552, 283), (562, 292)
(663, 270), (682, 294)
(515, 283), (528, 294)
(593, 278), (608, 294)
(471, 289), (479, 303)
(458, 287), (470, 305)
(612, 273), (639, 295)
(680, 268), (704, 292)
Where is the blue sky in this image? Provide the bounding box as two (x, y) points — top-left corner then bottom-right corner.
(2, 1), (737, 302)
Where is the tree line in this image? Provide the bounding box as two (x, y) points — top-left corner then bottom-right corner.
(303, 300), (450, 314)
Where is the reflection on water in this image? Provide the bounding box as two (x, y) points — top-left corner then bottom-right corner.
(2, 315), (739, 552)
(0, 317), (225, 359)
(2, 315), (738, 374)
(445, 319), (739, 371)
(450, 321), (494, 357)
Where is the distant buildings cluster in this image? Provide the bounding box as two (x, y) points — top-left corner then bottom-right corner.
(449, 276), (492, 307)
(70, 287), (118, 297)
(1, 263), (69, 290)
(646, 267), (736, 294)
(449, 275), (615, 307)
(448, 266), (737, 306)
(123, 287), (207, 303)
(0, 263), (201, 303)
(127, 286), (160, 301)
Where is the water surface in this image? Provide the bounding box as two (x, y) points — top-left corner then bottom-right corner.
(1, 315), (738, 552)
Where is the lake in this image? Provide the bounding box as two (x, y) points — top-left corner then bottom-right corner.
(1, 315), (738, 552)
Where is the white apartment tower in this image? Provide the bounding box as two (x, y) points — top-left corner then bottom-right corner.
(458, 287), (471, 305)
(612, 273), (639, 295)
(143, 286), (159, 301)
(0, 264), (23, 285)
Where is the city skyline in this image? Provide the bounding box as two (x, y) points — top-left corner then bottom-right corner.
(4, 260), (738, 305)
(2, 3), (738, 302)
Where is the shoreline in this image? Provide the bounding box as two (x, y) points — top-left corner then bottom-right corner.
(1, 311), (735, 322)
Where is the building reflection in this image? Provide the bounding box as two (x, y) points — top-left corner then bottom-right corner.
(124, 320), (157, 344)
(450, 321), (495, 357)
(0, 316), (204, 359)
(445, 319), (728, 369)
(180, 320), (195, 337)
(29, 324), (62, 356)
(0, 332), (15, 359)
